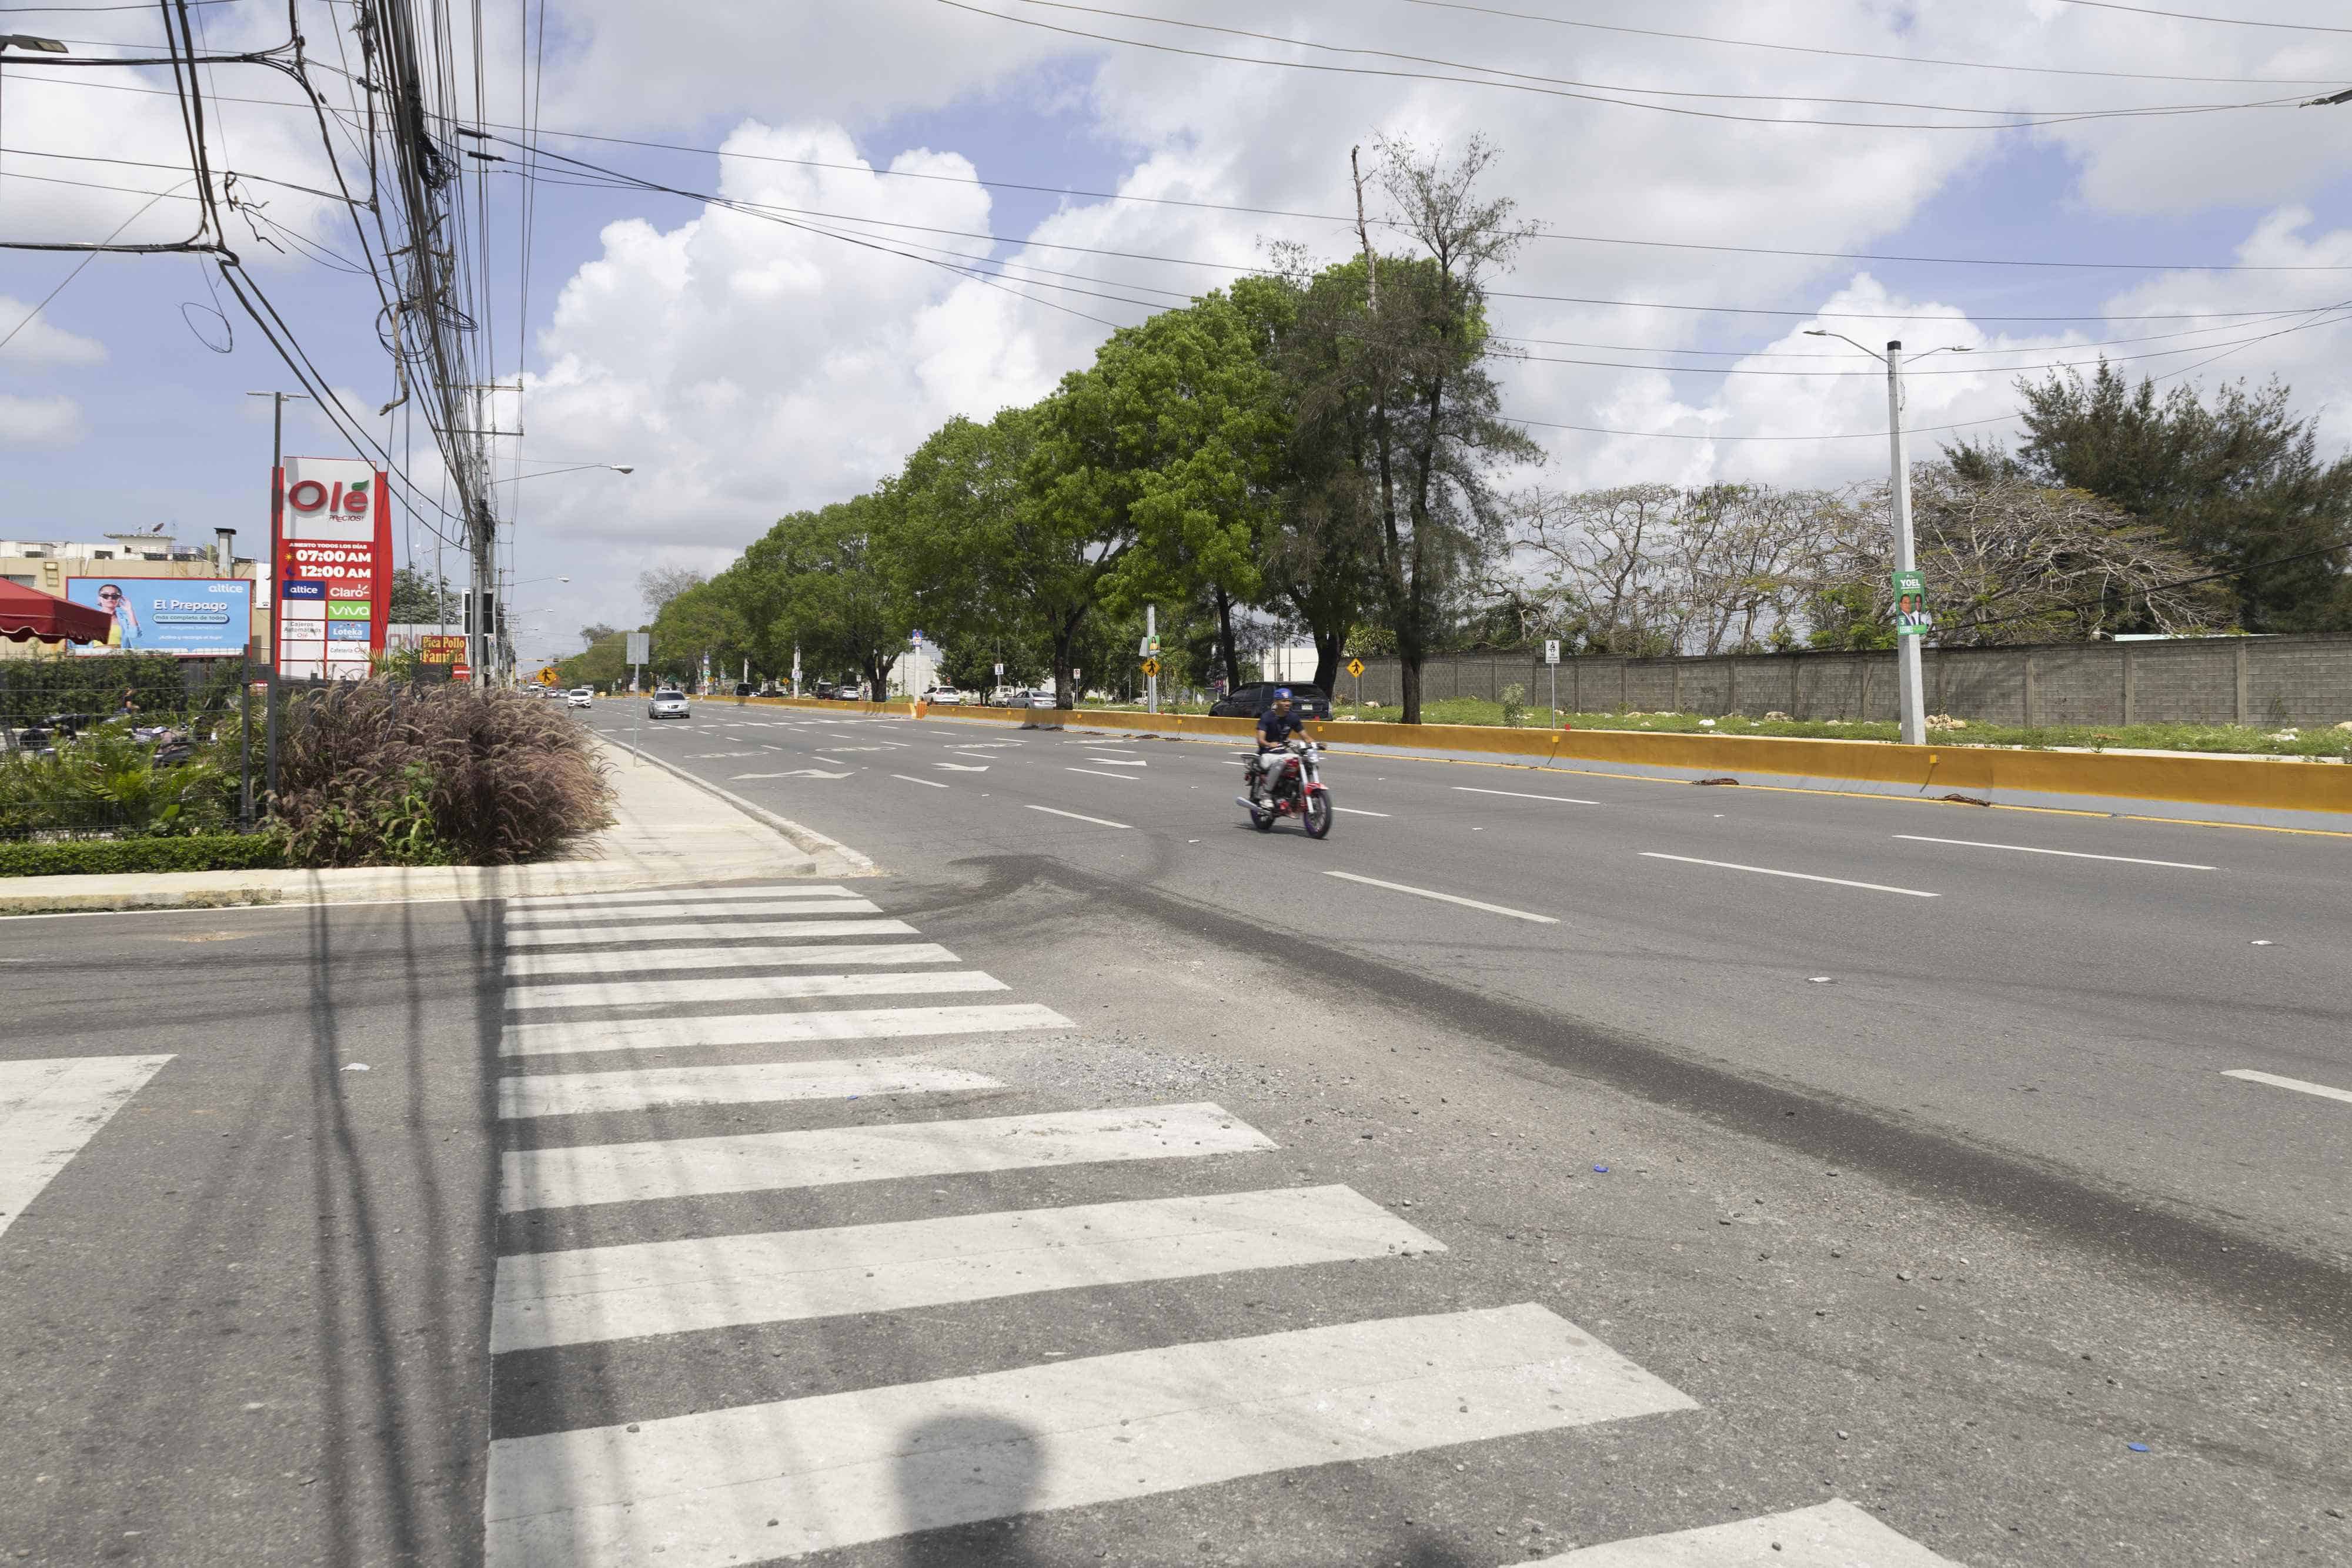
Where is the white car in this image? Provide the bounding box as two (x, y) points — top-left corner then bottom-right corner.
(647, 688), (690, 719)
(921, 686), (964, 706)
(566, 687), (593, 708)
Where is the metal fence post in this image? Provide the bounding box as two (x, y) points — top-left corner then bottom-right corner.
(239, 663), (254, 827)
(263, 673), (279, 810)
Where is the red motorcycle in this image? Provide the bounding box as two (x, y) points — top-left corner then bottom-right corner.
(1237, 739), (1332, 838)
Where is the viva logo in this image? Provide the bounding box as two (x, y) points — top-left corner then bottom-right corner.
(286, 474), (373, 518)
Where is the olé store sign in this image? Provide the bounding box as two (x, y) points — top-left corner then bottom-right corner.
(274, 456), (390, 681)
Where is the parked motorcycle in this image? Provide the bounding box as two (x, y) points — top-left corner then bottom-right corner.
(1236, 738), (1332, 838)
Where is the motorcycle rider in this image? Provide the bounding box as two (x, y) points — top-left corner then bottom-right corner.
(1248, 687), (1308, 806)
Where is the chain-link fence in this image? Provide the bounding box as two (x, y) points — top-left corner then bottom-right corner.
(0, 654), (257, 840)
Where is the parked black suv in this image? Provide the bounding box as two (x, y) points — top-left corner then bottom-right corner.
(1210, 682), (1331, 721)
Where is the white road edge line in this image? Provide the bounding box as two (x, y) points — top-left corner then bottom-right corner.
(1640, 852), (1940, 898)
(1892, 835), (2214, 870)
(1454, 785), (1601, 806)
(2221, 1069), (2352, 1106)
(890, 774), (950, 788)
(1024, 804), (1132, 830)
(1325, 870), (1558, 924)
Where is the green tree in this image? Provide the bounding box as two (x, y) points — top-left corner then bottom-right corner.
(388, 566), (459, 624)
(647, 580), (749, 686)
(556, 631), (633, 689)
(883, 407), (1054, 696)
(1091, 289), (1289, 693)
(739, 496), (908, 696)
(1975, 362), (2352, 631)
(1285, 138), (1540, 721)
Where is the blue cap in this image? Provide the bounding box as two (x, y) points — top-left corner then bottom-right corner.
(1274, 687), (1292, 699)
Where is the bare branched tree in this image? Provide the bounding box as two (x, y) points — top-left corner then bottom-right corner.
(1514, 484), (1833, 655)
(637, 565), (707, 616)
(1827, 463), (2234, 645)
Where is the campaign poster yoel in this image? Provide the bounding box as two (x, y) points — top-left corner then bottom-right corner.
(274, 457), (391, 681)
(64, 578), (253, 657)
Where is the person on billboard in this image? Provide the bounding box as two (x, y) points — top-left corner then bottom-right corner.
(95, 583), (142, 647)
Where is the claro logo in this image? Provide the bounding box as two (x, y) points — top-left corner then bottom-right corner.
(286, 475), (373, 517)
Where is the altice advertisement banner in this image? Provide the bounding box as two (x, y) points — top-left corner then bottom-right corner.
(64, 578), (253, 657)
(274, 456), (391, 681)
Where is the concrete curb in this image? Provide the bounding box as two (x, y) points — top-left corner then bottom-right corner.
(597, 731), (880, 877)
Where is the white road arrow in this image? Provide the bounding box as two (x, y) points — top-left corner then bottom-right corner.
(732, 769), (854, 780)
(937, 762), (990, 772)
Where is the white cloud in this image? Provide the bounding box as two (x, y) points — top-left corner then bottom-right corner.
(0, 299), (106, 370)
(0, 394), (86, 448)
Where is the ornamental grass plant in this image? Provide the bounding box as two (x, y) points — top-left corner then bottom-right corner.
(273, 681), (613, 866)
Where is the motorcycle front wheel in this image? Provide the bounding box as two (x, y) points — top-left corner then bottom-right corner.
(1301, 790), (1332, 839)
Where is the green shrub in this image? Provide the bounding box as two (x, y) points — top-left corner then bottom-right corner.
(0, 834), (285, 878)
(273, 682), (613, 866)
(0, 723), (240, 841)
(1498, 683), (1527, 728)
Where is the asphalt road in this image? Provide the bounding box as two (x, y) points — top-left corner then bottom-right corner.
(4, 700), (2346, 1567)
(593, 704), (2352, 1275)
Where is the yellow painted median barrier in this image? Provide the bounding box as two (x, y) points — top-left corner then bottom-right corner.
(727, 696), (2347, 816)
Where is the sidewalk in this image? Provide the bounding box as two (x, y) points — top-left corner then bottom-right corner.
(0, 736), (872, 916)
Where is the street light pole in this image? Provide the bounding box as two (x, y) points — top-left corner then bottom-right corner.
(1884, 340), (1926, 748)
(1805, 332), (1969, 748)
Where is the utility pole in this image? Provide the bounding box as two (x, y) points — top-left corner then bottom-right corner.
(1350, 145), (1378, 312)
(1883, 340), (1926, 747)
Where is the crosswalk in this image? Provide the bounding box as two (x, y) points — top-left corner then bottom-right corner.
(487, 879), (1963, 1566)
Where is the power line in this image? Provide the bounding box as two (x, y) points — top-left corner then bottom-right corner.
(995, 0), (2317, 119)
(455, 113), (2347, 273)
(12, 68), (2338, 278)
(481, 131), (2352, 319)
(935, 0), (2308, 132)
(1399, 1), (2351, 88)
(2045, 0), (2352, 35)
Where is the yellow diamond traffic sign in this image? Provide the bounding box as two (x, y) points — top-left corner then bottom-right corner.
(1140, 658), (1161, 678)
(1345, 657), (1365, 678)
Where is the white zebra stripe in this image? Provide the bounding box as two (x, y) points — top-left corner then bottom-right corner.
(482, 1303), (1692, 1567)
(496, 1059), (999, 1121)
(503, 915), (908, 950)
(501, 1102), (1271, 1213)
(0, 1054), (175, 1241)
(489, 1183), (1434, 1350)
(503, 968), (993, 1013)
(499, 1002), (1073, 1059)
(508, 884), (857, 907)
(505, 942), (955, 981)
(506, 898), (883, 928)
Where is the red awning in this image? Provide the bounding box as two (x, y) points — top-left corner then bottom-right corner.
(0, 579), (116, 644)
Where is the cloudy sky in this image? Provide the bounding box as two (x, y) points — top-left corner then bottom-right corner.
(3, 0), (2348, 672)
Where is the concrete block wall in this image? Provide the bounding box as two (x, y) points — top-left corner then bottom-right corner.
(1345, 634), (2352, 727)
